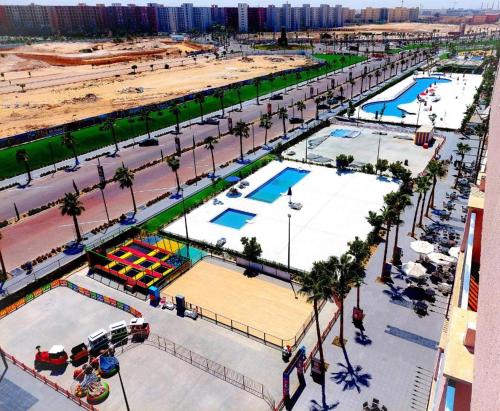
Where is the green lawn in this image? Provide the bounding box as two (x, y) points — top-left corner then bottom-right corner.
(141, 154), (276, 232)
(0, 53), (364, 180)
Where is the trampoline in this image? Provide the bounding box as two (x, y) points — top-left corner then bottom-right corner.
(136, 259), (155, 269)
(110, 263), (127, 272)
(124, 268), (141, 278)
(139, 274), (157, 285)
(123, 254), (139, 263)
(154, 266), (172, 275)
(154, 251), (168, 260)
(112, 249), (128, 258)
(127, 242), (153, 254)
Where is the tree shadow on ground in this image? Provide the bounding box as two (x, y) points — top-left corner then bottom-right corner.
(309, 378), (340, 411)
(330, 346), (372, 393)
(354, 330), (373, 346)
(382, 283), (406, 301)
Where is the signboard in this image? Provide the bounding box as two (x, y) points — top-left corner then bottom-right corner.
(97, 165), (106, 189)
(175, 136), (181, 156)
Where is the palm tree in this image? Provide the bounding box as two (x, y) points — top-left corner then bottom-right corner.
(329, 253), (356, 346)
(61, 131), (79, 165)
(131, 64), (138, 74)
(278, 107), (288, 137)
(425, 160), (446, 214)
(296, 100), (306, 122)
(60, 192), (85, 243)
(455, 143), (471, 188)
(214, 89), (225, 117)
(389, 191), (412, 264)
(169, 104), (182, 134)
(367, 73), (373, 90)
(296, 261), (333, 377)
(16, 149), (32, 183)
(360, 73), (366, 93)
(167, 156), (181, 193)
(232, 84), (243, 110)
(411, 176), (431, 237)
(195, 93), (206, 122)
(232, 120), (250, 161)
(0, 230), (7, 282)
(204, 136), (218, 178)
(102, 118), (119, 152)
(253, 78), (262, 104)
(314, 97), (322, 120)
(295, 71), (302, 89)
(114, 165), (137, 214)
(139, 110), (153, 140)
(349, 79), (356, 99)
(348, 237), (370, 310)
(375, 158), (389, 176)
(259, 114), (272, 147)
(390, 62), (395, 77)
(380, 204), (397, 280)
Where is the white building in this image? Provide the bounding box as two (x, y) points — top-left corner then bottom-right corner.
(237, 3), (249, 32)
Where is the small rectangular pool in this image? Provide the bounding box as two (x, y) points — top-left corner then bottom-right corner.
(247, 167), (309, 203)
(210, 208), (256, 229)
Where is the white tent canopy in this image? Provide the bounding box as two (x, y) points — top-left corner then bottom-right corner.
(410, 241), (434, 255)
(402, 261), (427, 279)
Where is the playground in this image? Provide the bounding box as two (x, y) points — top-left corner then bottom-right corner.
(162, 259), (313, 344)
(164, 160), (399, 271)
(0, 286), (134, 391)
(356, 72), (483, 129)
(284, 123), (443, 176)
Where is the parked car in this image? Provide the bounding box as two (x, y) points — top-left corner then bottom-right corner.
(139, 138), (159, 147)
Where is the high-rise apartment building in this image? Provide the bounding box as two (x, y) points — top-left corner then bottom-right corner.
(237, 3), (249, 33)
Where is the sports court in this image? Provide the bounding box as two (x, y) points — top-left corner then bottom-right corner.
(162, 260), (312, 343)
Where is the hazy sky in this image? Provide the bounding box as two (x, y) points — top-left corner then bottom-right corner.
(0, 0), (487, 8)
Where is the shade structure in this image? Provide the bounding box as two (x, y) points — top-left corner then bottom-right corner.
(410, 241), (434, 255)
(427, 252), (457, 266)
(448, 247), (460, 258)
(402, 262), (427, 280)
(224, 176), (241, 183)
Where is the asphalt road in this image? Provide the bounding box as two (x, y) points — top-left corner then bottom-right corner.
(0, 52), (422, 271)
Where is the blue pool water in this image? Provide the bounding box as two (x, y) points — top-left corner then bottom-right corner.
(362, 77), (451, 118)
(330, 129), (361, 138)
(247, 167), (309, 203)
(210, 208), (256, 229)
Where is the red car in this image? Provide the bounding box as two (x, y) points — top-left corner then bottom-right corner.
(35, 345), (68, 369)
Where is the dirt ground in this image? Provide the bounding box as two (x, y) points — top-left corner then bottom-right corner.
(0, 54), (310, 137)
(162, 260), (313, 342)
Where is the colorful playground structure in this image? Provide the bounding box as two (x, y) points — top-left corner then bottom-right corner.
(89, 236), (191, 294)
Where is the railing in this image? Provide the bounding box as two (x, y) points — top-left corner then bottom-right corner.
(0, 347), (97, 410)
(160, 290), (322, 351)
(0, 278), (142, 320)
(115, 332), (276, 409)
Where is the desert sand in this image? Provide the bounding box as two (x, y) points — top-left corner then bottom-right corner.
(0, 54), (310, 137)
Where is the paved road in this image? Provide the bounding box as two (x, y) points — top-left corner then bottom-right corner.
(0, 52), (424, 272)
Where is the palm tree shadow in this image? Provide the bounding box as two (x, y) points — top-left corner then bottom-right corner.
(330, 347), (372, 393)
(354, 331), (372, 346)
(382, 284), (406, 300)
(309, 379), (340, 411)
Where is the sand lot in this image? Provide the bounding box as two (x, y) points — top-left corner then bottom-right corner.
(162, 260), (312, 342)
(0, 54), (310, 136)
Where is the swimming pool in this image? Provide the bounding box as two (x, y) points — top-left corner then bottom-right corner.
(210, 208), (256, 229)
(330, 129), (361, 138)
(362, 77), (451, 118)
(246, 167), (309, 203)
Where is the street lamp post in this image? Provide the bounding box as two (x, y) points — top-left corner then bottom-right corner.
(287, 213), (297, 299)
(180, 188), (190, 258)
(117, 368), (131, 411)
(251, 123), (255, 151)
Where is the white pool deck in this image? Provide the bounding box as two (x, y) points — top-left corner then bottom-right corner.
(356, 73), (483, 129)
(163, 160), (399, 271)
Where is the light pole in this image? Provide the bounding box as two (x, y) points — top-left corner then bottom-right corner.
(251, 123), (255, 151)
(287, 213), (297, 299)
(117, 368), (131, 411)
(180, 188), (190, 259)
(416, 100), (423, 129)
(97, 162), (110, 225)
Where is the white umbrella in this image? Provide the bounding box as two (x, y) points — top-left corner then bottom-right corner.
(410, 241), (434, 255)
(448, 247), (460, 258)
(427, 252), (457, 266)
(402, 262), (427, 280)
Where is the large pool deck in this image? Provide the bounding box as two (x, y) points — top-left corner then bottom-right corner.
(163, 160), (399, 271)
(356, 73), (483, 129)
(284, 123), (443, 176)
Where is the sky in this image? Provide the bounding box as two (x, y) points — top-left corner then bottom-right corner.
(0, 0), (487, 8)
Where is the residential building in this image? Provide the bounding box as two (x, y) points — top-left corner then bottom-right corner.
(301, 4), (311, 29)
(237, 3), (248, 33)
(281, 3), (291, 30)
(248, 7), (266, 33)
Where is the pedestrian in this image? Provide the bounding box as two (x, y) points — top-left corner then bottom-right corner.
(450, 154), (453, 162)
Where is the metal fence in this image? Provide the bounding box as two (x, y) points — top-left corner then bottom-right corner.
(117, 332), (276, 409)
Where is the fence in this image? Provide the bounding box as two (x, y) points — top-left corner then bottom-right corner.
(116, 332), (276, 409)
(160, 285), (322, 351)
(0, 347), (98, 410)
(0, 278), (142, 321)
